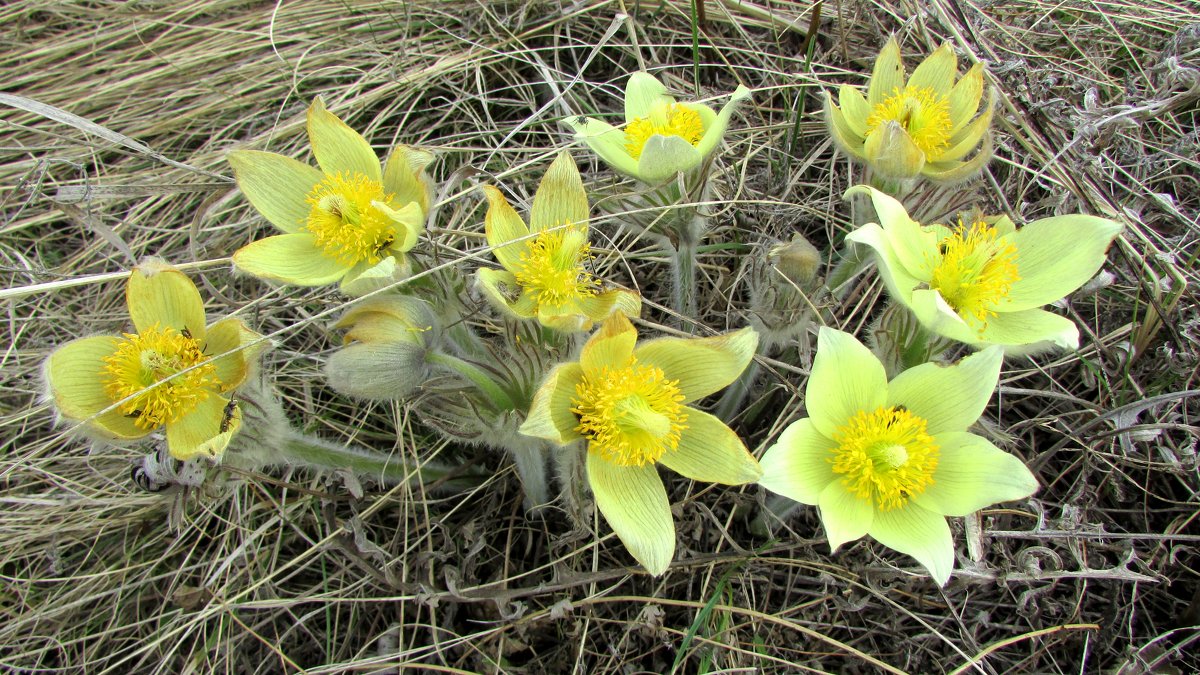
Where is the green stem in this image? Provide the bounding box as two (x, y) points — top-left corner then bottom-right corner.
(507, 440), (550, 511)
(672, 236), (699, 325)
(278, 430), (480, 491)
(427, 351), (516, 410)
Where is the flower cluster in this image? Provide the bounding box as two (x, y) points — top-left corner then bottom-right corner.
(41, 49), (1124, 589)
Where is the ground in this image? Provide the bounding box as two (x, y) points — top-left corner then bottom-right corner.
(1, 0), (1198, 672)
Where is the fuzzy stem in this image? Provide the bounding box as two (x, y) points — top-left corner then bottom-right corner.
(507, 440), (551, 512)
(427, 351), (516, 410)
(277, 430), (479, 491)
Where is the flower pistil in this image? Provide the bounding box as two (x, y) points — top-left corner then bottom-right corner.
(304, 171), (397, 266)
(830, 406), (939, 511)
(101, 325), (218, 429)
(572, 361), (688, 467)
(929, 220), (1020, 328)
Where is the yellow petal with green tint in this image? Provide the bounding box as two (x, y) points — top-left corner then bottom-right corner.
(567, 117), (640, 177)
(587, 452), (675, 576)
(383, 145), (434, 213)
(624, 71), (672, 122)
(203, 317), (265, 391)
(636, 135), (703, 184)
(520, 362), (586, 445)
(845, 223), (922, 305)
(576, 288), (642, 323)
(817, 479), (874, 551)
(482, 185), (531, 272)
(1003, 214), (1122, 312)
(758, 419), (838, 504)
(864, 120), (926, 179)
(43, 335), (143, 437)
(838, 85), (870, 137)
(693, 84), (751, 159)
(659, 409), (760, 484)
(476, 268), (536, 319)
(823, 92), (866, 159)
(530, 151), (589, 233)
(886, 347), (1001, 434)
(372, 200), (425, 252)
(907, 43), (957, 97)
(846, 185), (936, 279)
(339, 257), (409, 298)
(306, 97), (381, 182)
(126, 261), (207, 338)
(867, 37), (906, 108)
(633, 327), (757, 404)
(937, 103), (994, 163)
(976, 307), (1080, 352)
(807, 328), (887, 439)
(947, 64), (984, 132)
(867, 502), (954, 585)
(233, 233), (349, 286)
(580, 313), (638, 374)
(166, 394), (238, 461)
(228, 150), (323, 234)
(913, 432), (1038, 517)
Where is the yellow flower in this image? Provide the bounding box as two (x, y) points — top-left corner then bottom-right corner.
(520, 314), (761, 575)
(228, 97), (433, 295)
(477, 151), (641, 332)
(42, 260), (267, 461)
(759, 328), (1037, 585)
(567, 72), (751, 184)
(845, 186), (1123, 352)
(825, 38), (994, 182)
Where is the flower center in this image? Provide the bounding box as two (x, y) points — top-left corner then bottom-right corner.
(100, 325), (218, 429)
(830, 406), (939, 511)
(624, 103), (705, 160)
(513, 225), (598, 307)
(571, 361), (688, 467)
(928, 220), (1020, 329)
(304, 172), (397, 266)
(865, 86), (953, 155)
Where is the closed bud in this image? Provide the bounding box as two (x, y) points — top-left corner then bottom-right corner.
(770, 234), (822, 287)
(325, 295), (437, 400)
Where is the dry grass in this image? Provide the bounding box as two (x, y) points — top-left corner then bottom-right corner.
(2, 0), (1198, 672)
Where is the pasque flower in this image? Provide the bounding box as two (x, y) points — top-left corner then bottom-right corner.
(825, 38), (994, 182)
(520, 314), (761, 574)
(43, 260), (266, 460)
(567, 72), (751, 184)
(846, 186), (1122, 352)
(759, 328), (1037, 585)
(477, 151), (640, 332)
(229, 97), (432, 293)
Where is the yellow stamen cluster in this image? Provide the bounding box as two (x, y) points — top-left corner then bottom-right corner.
(624, 104), (705, 159)
(304, 172), (397, 266)
(830, 406), (939, 511)
(929, 220), (1020, 329)
(866, 86), (953, 155)
(100, 325), (218, 429)
(572, 361), (688, 467)
(513, 226), (598, 306)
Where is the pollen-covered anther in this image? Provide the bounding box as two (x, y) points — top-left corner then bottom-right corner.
(304, 171), (398, 266)
(929, 220), (1021, 329)
(866, 86), (953, 155)
(100, 325), (219, 429)
(572, 361), (688, 467)
(513, 225), (598, 306)
(624, 103), (705, 159)
(830, 406), (939, 511)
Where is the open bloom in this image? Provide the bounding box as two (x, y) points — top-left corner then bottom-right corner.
(846, 186), (1122, 352)
(759, 328), (1037, 585)
(477, 151), (640, 332)
(566, 72), (751, 184)
(825, 38), (994, 182)
(43, 260), (266, 461)
(229, 97), (432, 294)
(520, 314), (761, 574)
